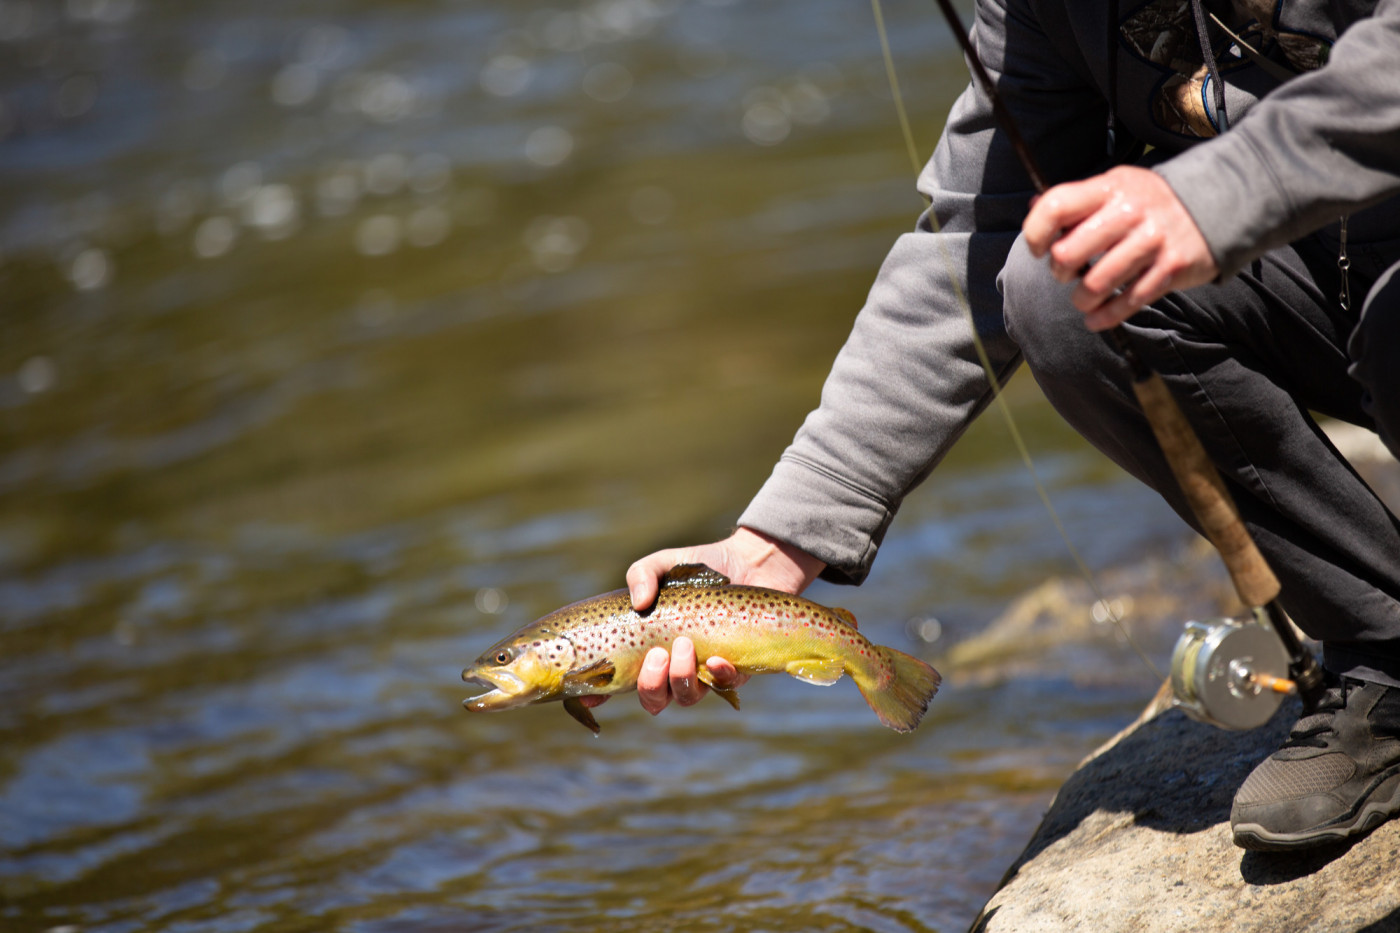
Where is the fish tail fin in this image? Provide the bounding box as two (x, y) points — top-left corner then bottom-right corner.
(851, 647), (941, 733)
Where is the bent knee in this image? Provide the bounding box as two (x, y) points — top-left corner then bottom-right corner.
(1350, 259), (1400, 455)
(999, 233), (1091, 375)
(1351, 260), (1400, 382)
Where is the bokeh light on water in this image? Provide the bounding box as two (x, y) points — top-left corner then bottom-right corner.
(0, 1), (1185, 930)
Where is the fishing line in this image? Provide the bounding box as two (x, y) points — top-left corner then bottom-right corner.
(868, 0), (1162, 679)
(870, 0), (924, 179)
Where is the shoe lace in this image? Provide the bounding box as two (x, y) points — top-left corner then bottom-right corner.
(1281, 678), (1353, 750)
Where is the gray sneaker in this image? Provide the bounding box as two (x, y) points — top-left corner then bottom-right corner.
(1231, 677), (1400, 851)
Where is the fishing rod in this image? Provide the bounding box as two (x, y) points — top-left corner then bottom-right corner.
(929, 0), (1327, 727)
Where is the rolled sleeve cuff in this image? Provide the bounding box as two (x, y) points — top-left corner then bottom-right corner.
(736, 455), (895, 586)
(1154, 132), (1293, 281)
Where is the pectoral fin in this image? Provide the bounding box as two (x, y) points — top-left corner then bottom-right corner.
(785, 658), (846, 686)
(563, 658), (616, 689)
(563, 697), (601, 735)
(696, 667), (741, 711)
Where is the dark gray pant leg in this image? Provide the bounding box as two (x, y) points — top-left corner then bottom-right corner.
(1000, 233), (1400, 687)
(1350, 259), (1400, 459)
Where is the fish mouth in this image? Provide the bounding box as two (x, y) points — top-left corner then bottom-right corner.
(461, 667), (538, 711)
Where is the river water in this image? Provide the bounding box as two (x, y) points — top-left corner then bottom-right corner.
(1, 2), (1199, 930)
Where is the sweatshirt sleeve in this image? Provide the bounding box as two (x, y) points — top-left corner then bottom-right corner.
(737, 0), (1114, 585)
(1157, 0), (1400, 279)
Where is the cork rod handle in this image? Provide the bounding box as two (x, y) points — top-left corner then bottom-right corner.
(1129, 371), (1282, 608)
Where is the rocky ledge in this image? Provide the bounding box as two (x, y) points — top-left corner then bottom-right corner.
(969, 683), (1400, 932)
(969, 422), (1400, 933)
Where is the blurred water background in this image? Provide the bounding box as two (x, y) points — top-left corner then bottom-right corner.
(0, 1), (1203, 930)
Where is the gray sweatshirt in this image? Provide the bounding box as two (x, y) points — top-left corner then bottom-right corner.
(737, 0), (1400, 585)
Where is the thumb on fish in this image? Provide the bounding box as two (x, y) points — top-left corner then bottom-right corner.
(626, 550), (686, 611)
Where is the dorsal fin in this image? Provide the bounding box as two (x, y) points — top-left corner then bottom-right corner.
(661, 563), (731, 589)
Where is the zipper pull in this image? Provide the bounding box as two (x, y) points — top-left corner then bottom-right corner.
(1338, 214), (1351, 313)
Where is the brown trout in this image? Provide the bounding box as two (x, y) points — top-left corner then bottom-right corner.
(461, 563), (941, 734)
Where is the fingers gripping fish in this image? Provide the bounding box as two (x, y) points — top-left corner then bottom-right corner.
(462, 564), (941, 734)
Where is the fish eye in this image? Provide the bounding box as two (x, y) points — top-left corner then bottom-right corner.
(494, 650), (512, 665)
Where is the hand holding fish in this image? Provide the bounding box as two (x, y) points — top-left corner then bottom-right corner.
(461, 554), (940, 735)
(624, 526), (826, 612)
(618, 527), (827, 715)
(1022, 165), (1218, 331)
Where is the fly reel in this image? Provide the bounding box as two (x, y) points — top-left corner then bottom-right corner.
(1170, 610), (1295, 730)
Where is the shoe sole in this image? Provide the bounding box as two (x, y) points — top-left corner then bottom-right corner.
(1233, 772), (1400, 852)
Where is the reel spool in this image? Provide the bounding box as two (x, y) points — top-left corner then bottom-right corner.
(1170, 613), (1294, 730)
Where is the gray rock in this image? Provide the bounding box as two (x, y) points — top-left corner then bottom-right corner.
(970, 684), (1400, 933)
